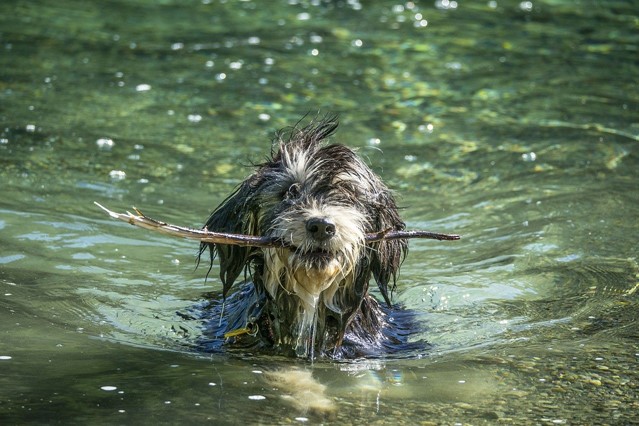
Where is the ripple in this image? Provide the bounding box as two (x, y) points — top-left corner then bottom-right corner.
(0, 254), (25, 264)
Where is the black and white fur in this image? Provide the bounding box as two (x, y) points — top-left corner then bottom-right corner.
(197, 116), (416, 359)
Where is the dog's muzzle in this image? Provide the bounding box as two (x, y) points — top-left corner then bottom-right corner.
(286, 216), (339, 269)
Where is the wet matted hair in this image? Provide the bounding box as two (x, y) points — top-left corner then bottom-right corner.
(197, 115), (419, 359)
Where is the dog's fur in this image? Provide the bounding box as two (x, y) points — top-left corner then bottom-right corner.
(197, 116), (416, 359)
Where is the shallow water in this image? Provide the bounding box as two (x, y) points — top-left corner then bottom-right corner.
(1, 0), (638, 424)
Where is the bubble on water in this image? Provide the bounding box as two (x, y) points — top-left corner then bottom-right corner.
(0, 355), (12, 360)
(258, 113), (270, 122)
(248, 395), (266, 400)
(96, 138), (114, 150)
(418, 123), (434, 133)
(135, 83), (151, 92)
(435, 0), (458, 10)
(101, 386), (117, 391)
(26, 124), (36, 132)
(519, 1), (533, 12)
(188, 114), (202, 123)
(522, 152), (537, 162)
(109, 170), (126, 181)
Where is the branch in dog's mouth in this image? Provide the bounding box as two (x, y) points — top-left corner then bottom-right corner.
(94, 202), (461, 246)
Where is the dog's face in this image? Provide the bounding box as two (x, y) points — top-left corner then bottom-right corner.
(201, 118), (407, 357)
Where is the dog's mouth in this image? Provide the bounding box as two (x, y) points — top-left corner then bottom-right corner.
(289, 245), (337, 267)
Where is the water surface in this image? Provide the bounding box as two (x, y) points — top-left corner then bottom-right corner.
(1, 0), (638, 424)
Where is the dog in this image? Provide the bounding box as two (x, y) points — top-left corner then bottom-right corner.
(196, 116), (424, 359)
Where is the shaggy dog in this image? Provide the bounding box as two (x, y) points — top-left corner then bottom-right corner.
(196, 116), (421, 359)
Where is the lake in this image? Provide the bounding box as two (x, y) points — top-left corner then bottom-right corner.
(1, 0), (638, 424)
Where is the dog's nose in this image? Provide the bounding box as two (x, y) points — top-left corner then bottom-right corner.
(305, 217), (336, 241)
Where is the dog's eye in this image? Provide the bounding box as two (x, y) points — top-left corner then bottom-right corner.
(285, 183), (301, 199)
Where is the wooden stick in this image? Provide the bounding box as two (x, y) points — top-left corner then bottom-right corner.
(95, 202), (460, 246)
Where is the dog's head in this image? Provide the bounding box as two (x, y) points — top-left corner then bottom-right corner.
(200, 116), (407, 356)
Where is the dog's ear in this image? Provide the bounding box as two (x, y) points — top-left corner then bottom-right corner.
(198, 181), (260, 298)
(370, 197), (408, 307)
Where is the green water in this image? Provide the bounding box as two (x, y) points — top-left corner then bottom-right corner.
(1, 0), (638, 424)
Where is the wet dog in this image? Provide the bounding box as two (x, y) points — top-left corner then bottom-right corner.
(196, 116), (421, 359)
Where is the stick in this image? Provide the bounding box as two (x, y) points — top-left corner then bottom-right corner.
(94, 202), (460, 246)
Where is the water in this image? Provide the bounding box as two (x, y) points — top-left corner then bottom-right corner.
(1, 0), (638, 423)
